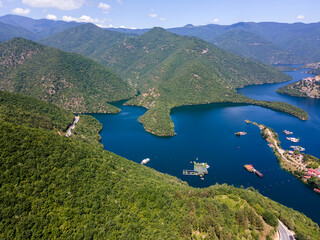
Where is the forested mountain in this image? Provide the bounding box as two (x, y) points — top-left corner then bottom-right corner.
(221, 22), (320, 63)
(0, 22), (36, 42)
(3, 15), (320, 64)
(39, 23), (130, 61)
(0, 38), (136, 113)
(212, 30), (300, 64)
(0, 14), (81, 41)
(109, 21), (320, 64)
(99, 27), (306, 136)
(0, 90), (319, 239)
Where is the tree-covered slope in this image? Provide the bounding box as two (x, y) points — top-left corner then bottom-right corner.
(277, 77), (320, 99)
(0, 38), (136, 113)
(39, 23), (130, 60)
(100, 27), (306, 136)
(0, 91), (319, 239)
(211, 30), (300, 64)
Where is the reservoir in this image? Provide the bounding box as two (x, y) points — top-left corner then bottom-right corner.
(91, 66), (320, 224)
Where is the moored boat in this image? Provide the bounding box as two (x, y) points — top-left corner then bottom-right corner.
(286, 137), (299, 143)
(254, 169), (263, 178)
(283, 130), (293, 135)
(141, 158), (150, 165)
(314, 188), (320, 193)
(235, 131), (247, 136)
(290, 146), (305, 151)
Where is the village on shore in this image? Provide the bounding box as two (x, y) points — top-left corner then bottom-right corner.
(243, 120), (320, 192)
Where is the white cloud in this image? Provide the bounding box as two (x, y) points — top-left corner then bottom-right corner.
(212, 18), (219, 23)
(98, 2), (111, 13)
(62, 15), (99, 24)
(0, 1), (3, 8)
(46, 14), (57, 20)
(160, 17), (166, 21)
(103, 24), (136, 29)
(22, 0), (85, 10)
(12, 7), (30, 15)
(148, 9), (157, 18)
(116, 0), (122, 3)
(296, 15), (305, 20)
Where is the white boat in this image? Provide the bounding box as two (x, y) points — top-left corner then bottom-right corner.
(141, 158), (150, 165)
(286, 137), (299, 143)
(283, 130), (293, 135)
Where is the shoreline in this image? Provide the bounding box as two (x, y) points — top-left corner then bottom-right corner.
(250, 121), (320, 190)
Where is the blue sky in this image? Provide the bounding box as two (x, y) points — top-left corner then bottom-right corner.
(0, 0), (319, 29)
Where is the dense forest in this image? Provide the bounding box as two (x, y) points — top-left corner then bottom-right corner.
(39, 23), (130, 61)
(0, 38), (136, 113)
(0, 91), (319, 239)
(211, 30), (299, 65)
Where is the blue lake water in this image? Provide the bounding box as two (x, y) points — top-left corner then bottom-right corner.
(91, 66), (320, 224)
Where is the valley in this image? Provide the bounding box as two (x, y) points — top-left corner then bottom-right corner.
(1, 11), (320, 240)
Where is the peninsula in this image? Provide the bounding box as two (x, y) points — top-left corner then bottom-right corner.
(250, 121), (320, 190)
(38, 26), (309, 136)
(277, 76), (320, 99)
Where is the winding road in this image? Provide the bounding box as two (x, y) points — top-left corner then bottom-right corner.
(278, 220), (295, 240)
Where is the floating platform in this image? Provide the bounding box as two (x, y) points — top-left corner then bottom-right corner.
(244, 164), (263, 178)
(244, 164), (254, 172)
(183, 160), (210, 176)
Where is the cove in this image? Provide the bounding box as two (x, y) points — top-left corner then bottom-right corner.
(91, 66), (320, 224)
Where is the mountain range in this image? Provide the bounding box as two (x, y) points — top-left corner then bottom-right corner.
(41, 25), (307, 135)
(109, 21), (320, 64)
(0, 14), (81, 41)
(1, 15), (320, 64)
(1, 19), (309, 136)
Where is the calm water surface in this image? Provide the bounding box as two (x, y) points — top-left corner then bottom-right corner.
(91, 66), (320, 224)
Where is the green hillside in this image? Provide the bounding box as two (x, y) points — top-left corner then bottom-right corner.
(212, 30), (300, 64)
(0, 91), (319, 239)
(39, 23), (129, 60)
(277, 77), (320, 99)
(101, 28), (307, 136)
(0, 38), (136, 113)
